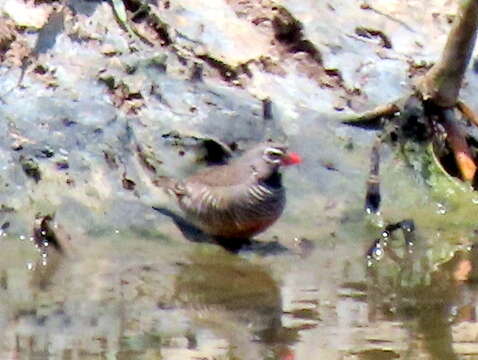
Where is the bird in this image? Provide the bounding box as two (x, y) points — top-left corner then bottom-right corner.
(153, 142), (302, 239)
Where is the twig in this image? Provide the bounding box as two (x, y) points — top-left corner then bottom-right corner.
(342, 102), (400, 128)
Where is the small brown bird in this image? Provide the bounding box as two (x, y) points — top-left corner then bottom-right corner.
(156, 142), (301, 239)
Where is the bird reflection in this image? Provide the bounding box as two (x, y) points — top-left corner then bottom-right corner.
(173, 248), (298, 360)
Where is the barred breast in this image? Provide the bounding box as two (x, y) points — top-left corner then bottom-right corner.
(177, 181), (286, 238)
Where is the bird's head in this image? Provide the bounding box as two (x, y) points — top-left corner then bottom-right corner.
(262, 144), (302, 167)
(240, 142), (302, 182)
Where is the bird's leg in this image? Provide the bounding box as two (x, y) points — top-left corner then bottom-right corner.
(214, 236), (253, 253)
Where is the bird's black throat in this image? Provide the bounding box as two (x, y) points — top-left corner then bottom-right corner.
(261, 170), (282, 189)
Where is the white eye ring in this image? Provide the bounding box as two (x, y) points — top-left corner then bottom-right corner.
(263, 147), (285, 164)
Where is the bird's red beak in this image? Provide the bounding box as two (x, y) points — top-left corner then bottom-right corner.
(281, 152), (302, 166)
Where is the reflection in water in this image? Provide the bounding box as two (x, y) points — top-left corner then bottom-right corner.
(366, 222), (478, 360)
(4, 213), (478, 359)
(173, 248), (299, 360)
(0, 220), (317, 360)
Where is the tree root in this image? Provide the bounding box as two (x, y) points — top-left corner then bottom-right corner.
(457, 101), (478, 127)
(344, 0), (478, 209)
(441, 108), (477, 182)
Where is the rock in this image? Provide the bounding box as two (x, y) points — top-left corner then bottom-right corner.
(157, 0), (271, 67)
(2, 0), (50, 29)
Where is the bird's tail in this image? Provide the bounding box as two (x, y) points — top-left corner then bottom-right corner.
(152, 206), (210, 243)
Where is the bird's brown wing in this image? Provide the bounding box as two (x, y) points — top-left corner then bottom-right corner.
(186, 162), (251, 187)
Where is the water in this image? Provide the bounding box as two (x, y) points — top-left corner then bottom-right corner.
(0, 203), (475, 360)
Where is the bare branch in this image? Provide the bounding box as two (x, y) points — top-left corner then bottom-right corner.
(342, 102), (400, 128)
(418, 0), (478, 107)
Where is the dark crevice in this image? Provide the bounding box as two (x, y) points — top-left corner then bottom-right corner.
(148, 16), (171, 46)
(438, 148), (460, 180)
(355, 27), (393, 49)
(272, 7), (322, 65)
(123, 0), (142, 13)
(290, 40), (322, 63)
(118, 0), (171, 46)
(197, 55), (238, 81)
(270, 6), (362, 100)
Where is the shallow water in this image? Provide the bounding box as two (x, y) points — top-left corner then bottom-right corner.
(1, 192), (477, 360)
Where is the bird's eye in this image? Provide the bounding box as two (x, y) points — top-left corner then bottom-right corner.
(263, 147), (285, 163)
